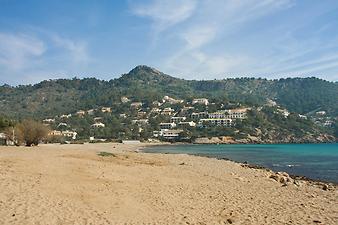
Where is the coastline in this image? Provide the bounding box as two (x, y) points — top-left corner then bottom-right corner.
(141, 142), (338, 186)
(0, 143), (337, 224)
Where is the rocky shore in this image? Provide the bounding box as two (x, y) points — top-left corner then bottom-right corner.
(193, 133), (336, 144)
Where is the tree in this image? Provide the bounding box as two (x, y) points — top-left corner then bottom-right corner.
(16, 120), (50, 146)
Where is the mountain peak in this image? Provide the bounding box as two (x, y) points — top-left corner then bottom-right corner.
(129, 65), (162, 75)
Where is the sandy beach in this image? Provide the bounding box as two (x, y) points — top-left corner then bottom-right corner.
(0, 143), (337, 225)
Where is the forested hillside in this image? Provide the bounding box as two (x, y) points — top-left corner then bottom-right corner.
(0, 65), (337, 119)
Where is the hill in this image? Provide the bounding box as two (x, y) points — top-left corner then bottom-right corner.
(0, 65), (337, 119)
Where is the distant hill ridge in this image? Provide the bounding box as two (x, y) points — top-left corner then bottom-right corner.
(0, 65), (337, 119)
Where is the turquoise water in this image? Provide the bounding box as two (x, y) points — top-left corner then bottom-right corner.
(144, 143), (338, 184)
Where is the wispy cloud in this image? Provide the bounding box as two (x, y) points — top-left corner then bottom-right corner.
(0, 33), (46, 70)
(130, 0), (338, 81)
(158, 0), (293, 79)
(0, 30), (91, 84)
(129, 0), (197, 32)
(50, 34), (90, 64)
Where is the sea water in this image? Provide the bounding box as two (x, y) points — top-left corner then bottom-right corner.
(144, 143), (338, 183)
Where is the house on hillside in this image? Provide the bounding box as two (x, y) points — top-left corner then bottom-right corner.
(199, 118), (233, 127)
(191, 112), (208, 120)
(101, 107), (112, 113)
(76, 110), (86, 116)
(162, 96), (184, 104)
(49, 130), (77, 140)
(159, 122), (176, 129)
(132, 119), (149, 126)
(91, 122), (105, 128)
(161, 107), (175, 116)
(178, 121), (196, 127)
(192, 98), (209, 105)
(87, 109), (95, 115)
(57, 122), (68, 128)
(170, 116), (186, 123)
(0, 133), (8, 145)
(130, 102), (143, 108)
(121, 96), (130, 103)
(43, 118), (55, 124)
(60, 114), (72, 119)
(153, 129), (183, 140)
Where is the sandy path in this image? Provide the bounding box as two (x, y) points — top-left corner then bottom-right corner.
(0, 143), (337, 224)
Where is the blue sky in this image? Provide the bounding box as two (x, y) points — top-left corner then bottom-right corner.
(0, 0), (338, 85)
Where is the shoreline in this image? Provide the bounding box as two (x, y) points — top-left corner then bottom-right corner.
(140, 142), (338, 186)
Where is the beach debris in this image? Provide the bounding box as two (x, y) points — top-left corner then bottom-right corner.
(322, 184), (328, 191)
(226, 218), (233, 224)
(179, 162), (186, 165)
(268, 172), (293, 186)
(313, 220), (322, 223)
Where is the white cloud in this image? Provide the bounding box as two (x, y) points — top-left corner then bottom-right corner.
(130, 0), (197, 32)
(50, 34), (90, 64)
(0, 30), (91, 84)
(0, 33), (46, 70)
(157, 0), (294, 78)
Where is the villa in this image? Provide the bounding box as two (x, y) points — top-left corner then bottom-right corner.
(170, 116), (186, 123)
(91, 122), (105, 128)
(199, 118), (233, 127)
(192, 98), (209, 105)
(159, 122), (176, 129)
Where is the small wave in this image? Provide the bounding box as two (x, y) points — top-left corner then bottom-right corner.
(286, 164), (300, 168)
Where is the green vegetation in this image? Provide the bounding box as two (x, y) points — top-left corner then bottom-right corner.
(0, 66), (337, 119)
(97, 152), (116, 157)
(0, 66), (336, 143)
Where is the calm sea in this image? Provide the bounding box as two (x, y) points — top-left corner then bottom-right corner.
(143, 143), (338, 184)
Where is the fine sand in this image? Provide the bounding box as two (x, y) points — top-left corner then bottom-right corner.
(0, 143), (337, 225)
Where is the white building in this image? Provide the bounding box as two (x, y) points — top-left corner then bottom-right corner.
(43, 118), (55, 123)
(170, 116), (186, 123)
(49, 130), (77, 140)
(191, 112), (208, 120)
(159, 122), (176, 129)
(91, 122), (105, 128)
(199, 118), (233, 127)
(225, 108), (249, 119)
(153, 129), (183, 139)
(178, 121), (196, 127)
(192, 98), (209, 105)
(277, 108), (290, 118)
(208, 111), (227, 119)
(132, 119), (149, 126)
(299, 114), (307, 119)
(316, 111), (326, 116)
(101, 107), (112, 113)
(121, 96), (130, 103)
(130, 102), (143, 108)
(162, 96), (184, 104)
(60, 114), (72, 119)
(87, 109), (95, 115)
(57, 122), (68, 128)
(76, 110), (86, 116)
(161, 107), (175, 116)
